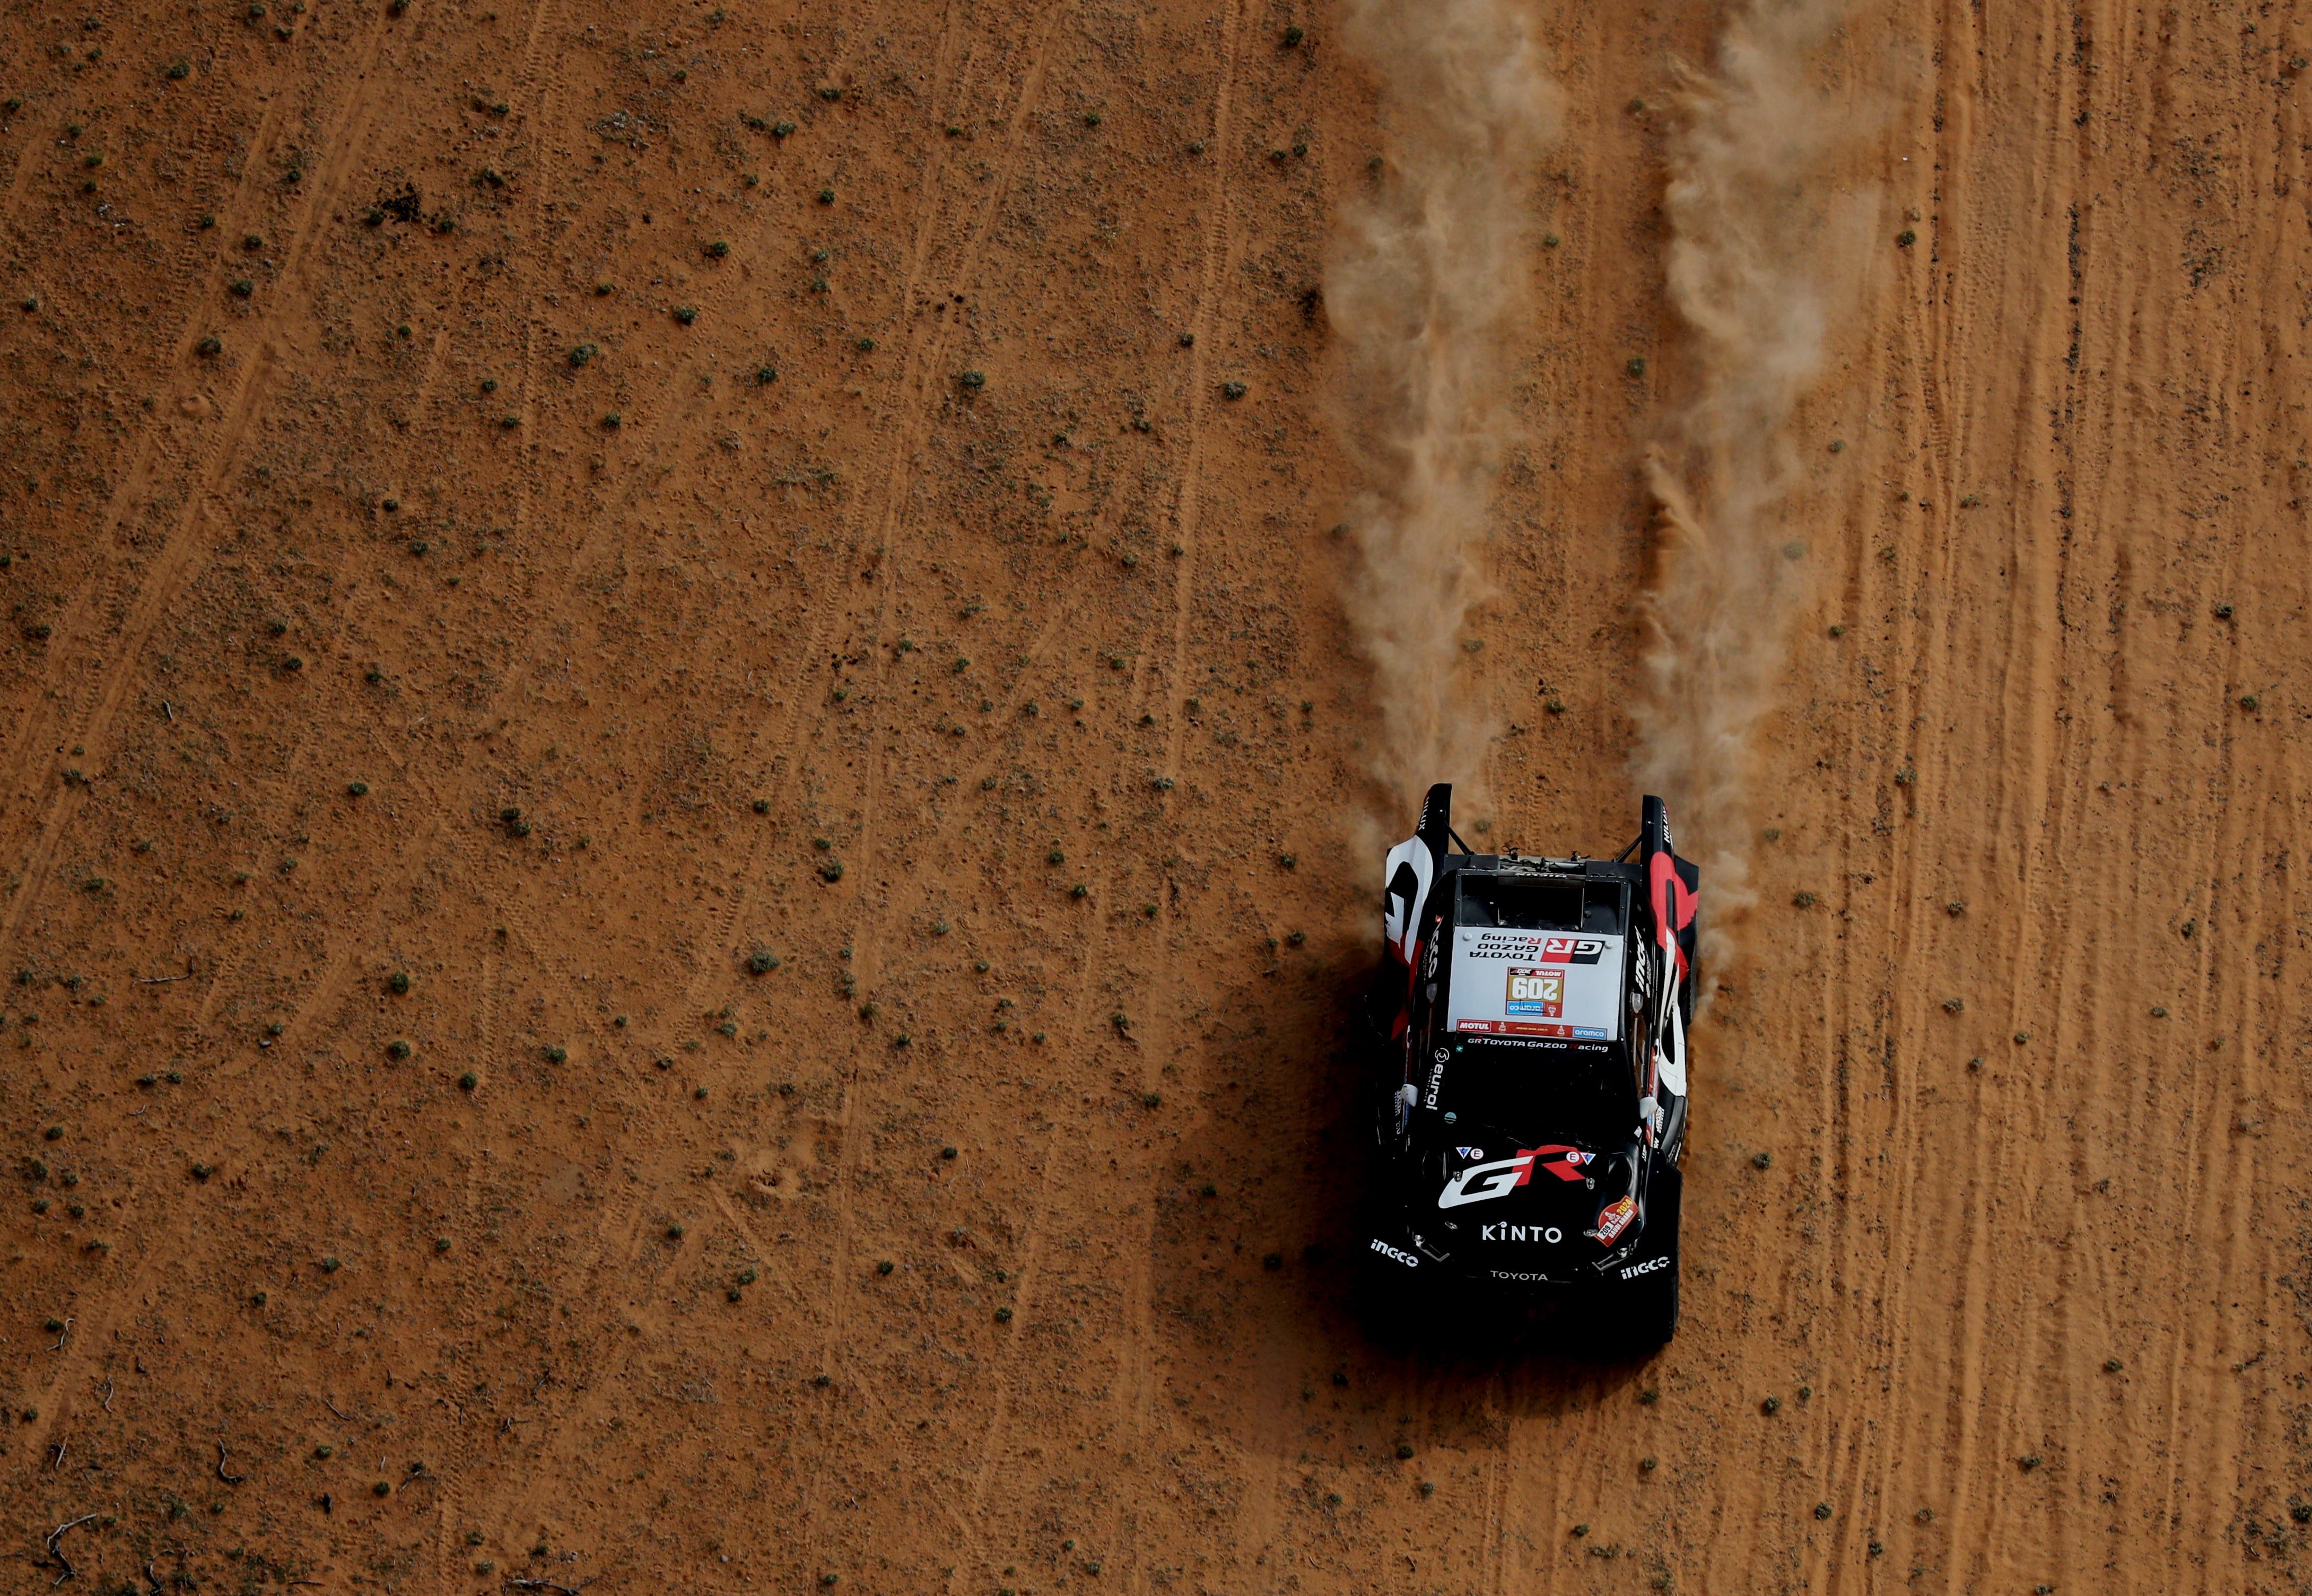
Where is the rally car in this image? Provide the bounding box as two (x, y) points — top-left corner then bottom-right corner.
(1358, 783), (1699, 1347)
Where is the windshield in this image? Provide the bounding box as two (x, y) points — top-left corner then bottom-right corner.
(1429, 871), (1640, 1145)
(1444, 874), (1629, 1043)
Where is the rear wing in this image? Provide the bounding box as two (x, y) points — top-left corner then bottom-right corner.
(1381, 782), (1454, 966)
(1636, 795), (1700, 1096)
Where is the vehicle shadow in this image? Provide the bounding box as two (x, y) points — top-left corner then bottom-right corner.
(1147, 945), (1664, 1456)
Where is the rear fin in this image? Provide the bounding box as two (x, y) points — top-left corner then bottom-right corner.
(1638, 795), (1702, 973)
(1416, 782), (1452, 857)
(1381, 783), (1452, 967)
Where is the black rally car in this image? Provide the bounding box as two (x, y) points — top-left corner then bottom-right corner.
(1359, 783), (1700, 1346)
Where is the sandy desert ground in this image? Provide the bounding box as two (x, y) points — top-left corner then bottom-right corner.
(1, 0), (2307, 1592)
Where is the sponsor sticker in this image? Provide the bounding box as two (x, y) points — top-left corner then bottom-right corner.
(1438, 1149), (1538, 1209)
(1504, 966), (1564, 1019)
(1368, 1237), (1418, 1269)
(1538, 936), (1608, 965)
(1594, 1196), (1636, 1245)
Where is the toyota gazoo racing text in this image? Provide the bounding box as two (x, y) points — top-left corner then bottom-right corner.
(1359, 783), (1700, 1346)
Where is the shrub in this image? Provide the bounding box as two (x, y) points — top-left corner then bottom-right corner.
(673, 306), (697, 325)
(196, 335), (221, 356)
(1221, 380), (1245, 399)
(706, 240), (729, 259)
(960, 370), (985, 390)
(817, 188), (835, 205)
(347, 781), (370, 797)
(230, 279), (254, 297)
(167, 59), (189, 79)
(756, 365), (777, 385)
(569, 343), (597, 367)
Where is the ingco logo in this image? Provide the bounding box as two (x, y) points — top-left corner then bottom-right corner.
(1368, 1237), (1418, 1269)
(1620, 1256), (1669, 1280)
(1480, 1222), (1563, 1244)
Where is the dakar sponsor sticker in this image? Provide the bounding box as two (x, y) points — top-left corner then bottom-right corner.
(1594, 1195), (1637, 1245)
(1504, 966), (1564, 1019)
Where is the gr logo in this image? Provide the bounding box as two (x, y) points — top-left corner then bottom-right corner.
(1368, 1237), (1419, 1269)
(1479, 1222), (1563, 1244)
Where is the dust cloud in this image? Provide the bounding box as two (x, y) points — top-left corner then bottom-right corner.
(1327, 0), (1561, 817)
(1633, 0), (1877, 976)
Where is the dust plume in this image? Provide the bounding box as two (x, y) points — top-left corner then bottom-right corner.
(1328, 0), (1560, 816)
(1633, 0), (1876, 976)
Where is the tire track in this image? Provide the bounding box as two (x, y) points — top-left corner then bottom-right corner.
(0, 8), (398, 955)
(1120, 0), (1250, 1577)
(0, 341), (275, 960)
(791, 11), (1071, 1572)
(679, 0), (989, 1017)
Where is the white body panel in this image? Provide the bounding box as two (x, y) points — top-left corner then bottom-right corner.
(1444, 929), (1624, 1041)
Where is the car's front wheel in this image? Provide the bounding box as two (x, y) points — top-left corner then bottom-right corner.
(1603, 1165), (1680, 1351)
(1614, 1251), (1678, 1349)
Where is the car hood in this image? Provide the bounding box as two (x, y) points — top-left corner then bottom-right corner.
(1419, 1132), (1645, 1270)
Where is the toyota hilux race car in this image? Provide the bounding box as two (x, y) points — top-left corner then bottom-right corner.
(1359, 783), (1700, 1348)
